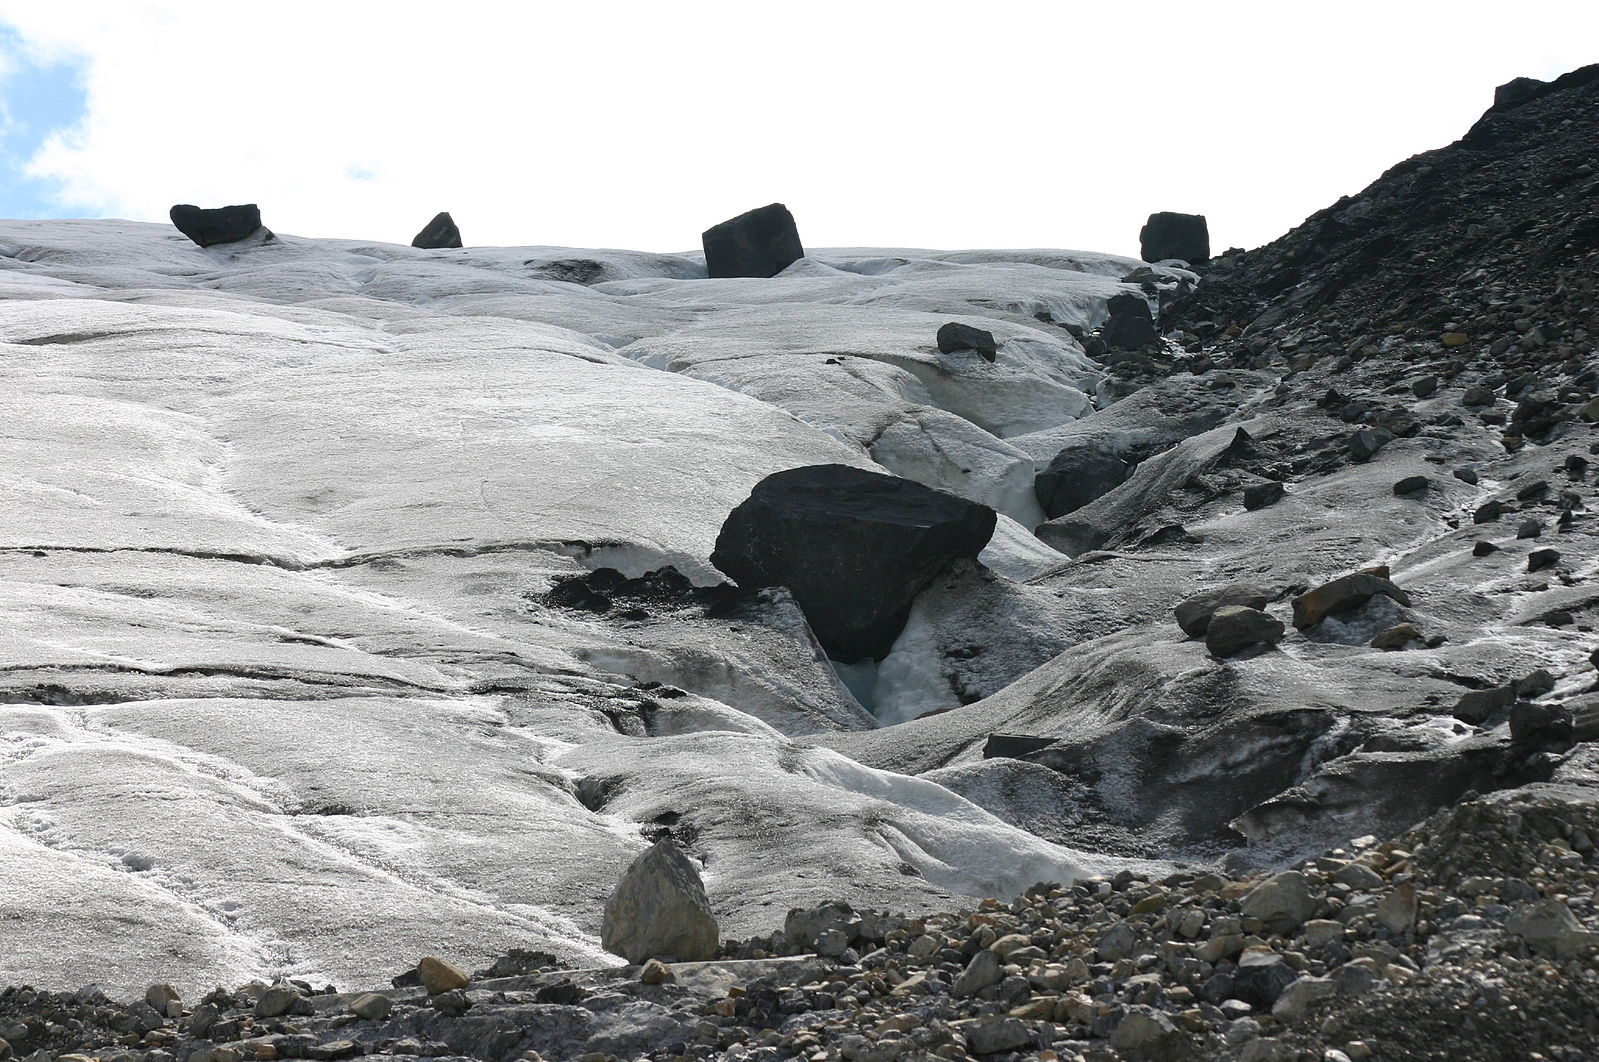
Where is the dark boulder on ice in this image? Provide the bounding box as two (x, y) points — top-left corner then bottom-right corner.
(1034, 445), (1130, 520)
(600, 837), (718, 964)
(1139, 211), (1210, 264)
(982, 733), (1056, 760)
(1205, 605), (1285, 657)
(701, 202), (804, 279)
(711, 464), (996, 662)
(1101, 292), (1159, 350)
(169, 204), (267, 247)
(412, 211), (462, 249)
(936, 322), (998, 359)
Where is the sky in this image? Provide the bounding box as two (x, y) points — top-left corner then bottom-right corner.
(0, 1), (1595, 258)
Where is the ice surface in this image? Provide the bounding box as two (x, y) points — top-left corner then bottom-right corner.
(0, 220), (1145, 995)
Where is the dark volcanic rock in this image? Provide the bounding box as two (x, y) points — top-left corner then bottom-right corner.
(1101, 292), (1158, 349)
(1139, 211), (1210, 264)
(1205, 605), (1285, 657)
(982, 733), (1056, 760)
(1034, 445), (1131, 519)
(711, 464), (996, 661)
(411, 211), (462, 249)
(701, 203), (804, 279)
(169, 204), (265, 247)
(936, 322), (998, 359)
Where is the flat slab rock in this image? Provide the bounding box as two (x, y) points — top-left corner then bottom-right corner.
(169, 204), (267, 247)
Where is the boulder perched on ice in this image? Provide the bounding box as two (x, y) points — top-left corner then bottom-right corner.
(168, 203), (266, 247)
(1034, 444), (1130, 520)
(1138, 211), (1209, 264)
(1173, 584), (1270, 637)
(711, 464), (996, 662)
(701, 202), (804, 278)
(936, 321), (997, 360)
(600, 837), (718, 964)
(411, 211), (462, 249)
(1291, 571), (1411, 629)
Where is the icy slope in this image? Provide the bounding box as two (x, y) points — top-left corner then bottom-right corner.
(0, 220), (1140, 994)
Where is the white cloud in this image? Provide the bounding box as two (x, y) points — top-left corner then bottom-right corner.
(1, 0), (1597, 255)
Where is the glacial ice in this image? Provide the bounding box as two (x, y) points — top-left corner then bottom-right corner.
(0, 220), (1153, 995)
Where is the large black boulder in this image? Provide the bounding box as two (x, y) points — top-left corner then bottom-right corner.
(1100, 293), (1159, 350)
(1035, 445), (1131, 519)
(169, 204), (266, 247)
(412, 211), (462, 249)
(702, 203), (804, 279)
(1138, 211), (1210, 264)
(710, 465), (996, 662)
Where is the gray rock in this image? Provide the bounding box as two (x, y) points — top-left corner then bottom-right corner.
(960, 1015), (1032, 1054)
(1110, 1006), (1185, 1061)
(254, 984), (301, 1018)
(951, 948), (1003, 998)
(601, 837), (718, 963)
(1348, 426), (1395, 461)
(784, 901), (858, 952)
(1506, 899), (1597, 958)
(1174, 584), (1271, 636)
(347, 993), (392, 1020)
(1240, 871), (1316, 934)
(1205, 606), (1285, 657)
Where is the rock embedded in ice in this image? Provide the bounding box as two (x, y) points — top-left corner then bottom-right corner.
(1138, 211), (1210, 264)
(1034, 444), (1130, 520)
(935, 321), (997, 359)
(1204, 605), (1285, 657)
(600, 837), (718, 964)
(1242, 480), (1285, 510)
(1290, 572), (1410, 629)
(411, 211), (463, 249)
(1174, 584), (1270, 637)
(701, 202), (804, 279)
(168, 203), (266, 247)
(711, 464), (996, 662)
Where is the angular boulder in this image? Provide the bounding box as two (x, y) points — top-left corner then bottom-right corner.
(711, 464), (996, 661)
(701, 203), (804, 278)
(412, 211), (462, 249)
(1205, 605), (1285, 657)
(1291, 572), (1411, 629)
(1139, 211), (1210, 264)
(1175, 584), (1270, 636)
(1101, 292), (1158, 350)
(1034, 445), (1131, 520)
(936, 321), (997, 359)
(169, 204), (266, 247)
(600, 837), (718, 964)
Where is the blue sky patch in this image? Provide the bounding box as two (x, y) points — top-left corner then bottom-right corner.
(0, 26), (91, 219)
